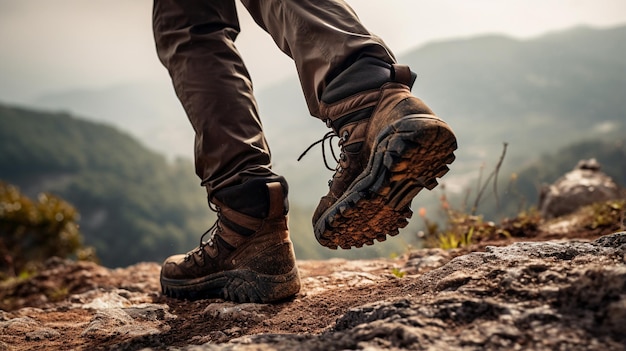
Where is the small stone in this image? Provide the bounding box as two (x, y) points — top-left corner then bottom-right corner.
(25, 328), (60, 341)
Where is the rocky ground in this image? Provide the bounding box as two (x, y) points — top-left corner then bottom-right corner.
(1, 211), (625, 350)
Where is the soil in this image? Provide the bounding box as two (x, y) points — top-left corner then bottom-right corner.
(0, 210), (623, 351)
(1, 256), (418, 350)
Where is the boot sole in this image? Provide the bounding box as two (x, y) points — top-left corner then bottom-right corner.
(160, 266), (300, 303)
(314, 114), (457, 249)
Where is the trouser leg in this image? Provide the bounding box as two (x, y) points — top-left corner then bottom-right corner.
(153, 0), (277, 196)
(240, 0), (397, 118)
(153, 0), (397, 195)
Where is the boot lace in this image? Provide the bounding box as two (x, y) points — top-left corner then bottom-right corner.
(298, 124), (350, 186)
(298, 125), (350, 168)
(185, 202), (222, 261)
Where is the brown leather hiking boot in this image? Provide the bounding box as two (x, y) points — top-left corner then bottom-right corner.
(312, 58), (457, 249)
(160, 181), (300, 302)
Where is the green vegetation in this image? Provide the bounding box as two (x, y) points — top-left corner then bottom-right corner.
(586, 200), (626, 231)
(419, 204), (545, 250)
(418, 192), (512, 250)
(390, 267), (406, 278)
(0, 181), (93, 279)
(0, 104), (211, 267)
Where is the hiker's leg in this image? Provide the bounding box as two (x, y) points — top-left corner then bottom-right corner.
(153, 0), (299, 303)
(154, 0), (277, 195)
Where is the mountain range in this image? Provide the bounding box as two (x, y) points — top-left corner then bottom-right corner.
(2, 24), (625, 266)
(28, 25), (626, 209)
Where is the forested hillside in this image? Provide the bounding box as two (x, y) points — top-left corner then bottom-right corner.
(0, 104), (211, 267)
(1, 103), (624, 266)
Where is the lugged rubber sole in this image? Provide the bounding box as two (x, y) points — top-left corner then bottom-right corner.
(314, 114), (457, 249)
(160, 266), (300, 303)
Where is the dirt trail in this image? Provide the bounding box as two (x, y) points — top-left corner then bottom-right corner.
(0, 219), (623, 350)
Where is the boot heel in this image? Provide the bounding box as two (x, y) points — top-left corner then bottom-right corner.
(224, 242), (301, 303)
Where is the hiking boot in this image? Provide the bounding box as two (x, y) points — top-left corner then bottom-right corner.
(160, 178), (301, 303)
(312, 57), (457, 249)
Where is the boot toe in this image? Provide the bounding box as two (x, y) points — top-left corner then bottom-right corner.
(160, 254), (188, 280)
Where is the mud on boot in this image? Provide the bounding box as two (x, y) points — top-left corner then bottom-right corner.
(311, 58), (457, 249)
(160, 179), (301, 303)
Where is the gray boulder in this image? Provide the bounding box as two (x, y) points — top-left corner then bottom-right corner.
(539, 159), (622, 219)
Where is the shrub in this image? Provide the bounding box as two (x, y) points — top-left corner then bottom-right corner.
(0, 182), (96, 279)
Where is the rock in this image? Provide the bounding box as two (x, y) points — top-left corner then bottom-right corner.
(25, 327), (60, 341)
(177, 232), (626, 351)
(81, 307), (164, 339)
(125, 303), (177, 322)
(202, 303), (267, 323)
(1, 233), (624, 350)
(79, 290), (175, 340)
(403, 248), (451, 274)
(539, 159), (622, 219)
(80, 289), (132, 309)
(0, 316), (41, 334)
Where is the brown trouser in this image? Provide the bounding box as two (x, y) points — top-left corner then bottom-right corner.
(153, 0), (396, 196)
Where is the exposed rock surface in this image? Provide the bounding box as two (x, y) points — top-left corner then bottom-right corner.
(539, 159), (623, 219)
(1, 231), (624, 351)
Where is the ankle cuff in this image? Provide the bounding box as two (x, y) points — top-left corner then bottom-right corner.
(321, 57), (417, 104)
(212, 177), (288, 218)
(322, 57), (392, 104)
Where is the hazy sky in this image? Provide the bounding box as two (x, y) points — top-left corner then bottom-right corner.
(1, 0), (626, 103)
